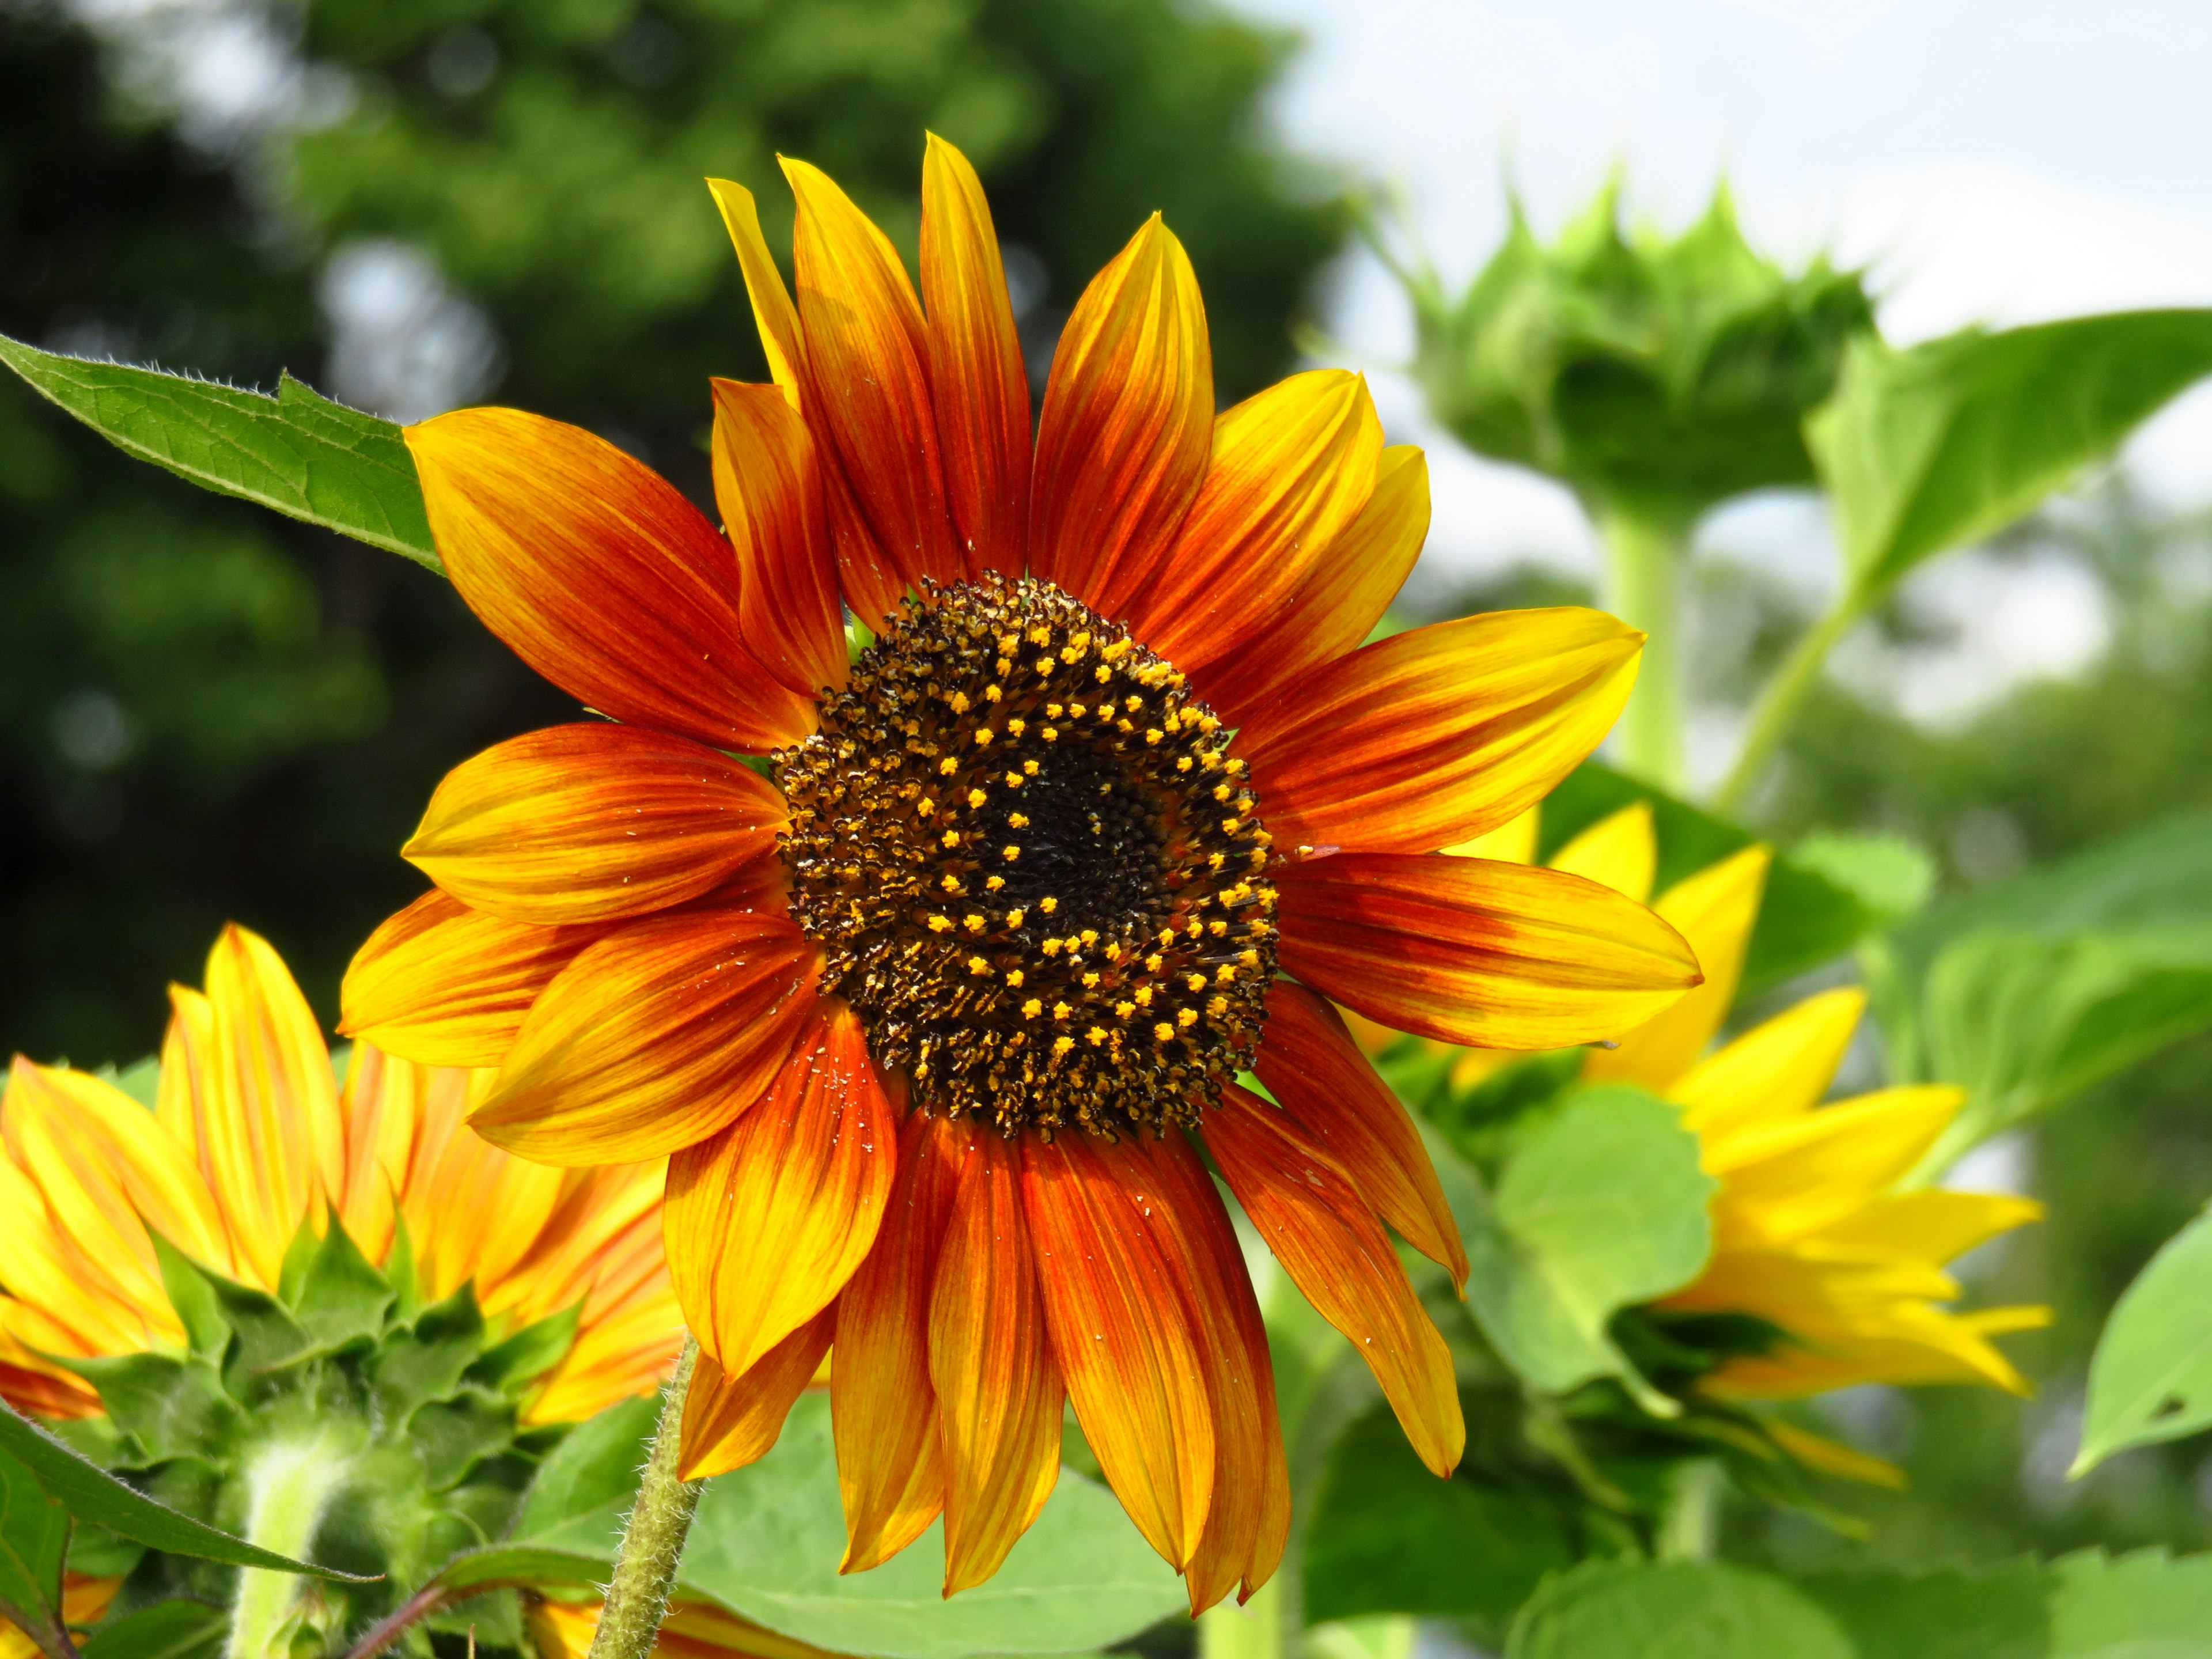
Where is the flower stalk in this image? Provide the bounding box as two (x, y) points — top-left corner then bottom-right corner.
(1594, 502), (1694, 793)
(228, 1433), (354, 1659)
(588, 1337), (702, 1659)
(1711, 593), (1862, 815)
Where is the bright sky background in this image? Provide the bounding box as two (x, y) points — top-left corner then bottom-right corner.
(1229, 0), (2212, 730)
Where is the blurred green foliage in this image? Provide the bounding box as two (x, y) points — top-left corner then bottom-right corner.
(0, 0), (1345, 1065)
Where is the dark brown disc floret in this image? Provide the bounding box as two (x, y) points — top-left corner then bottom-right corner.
(774, 574), (1279, 1137)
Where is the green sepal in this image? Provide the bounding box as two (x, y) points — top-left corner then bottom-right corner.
(372, 1287), (487, 1425)
(469, 1304), (583, 1401)
(289, 1219), (396, 1354)
(58, 1353), (238, 1469)
(410, 1388), (521, 1493)
(150, 1235), (228, 1362)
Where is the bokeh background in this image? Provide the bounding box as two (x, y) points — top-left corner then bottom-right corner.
(7, 0), (2212, 1639)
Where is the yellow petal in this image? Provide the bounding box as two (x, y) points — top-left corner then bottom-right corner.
(1706, 1086), (1967, 1245)
(707, 176), (806, 407)
(1672, 987), (1866, 1142)
(1764, 1420), (1907, 1489)
(1445, 803), (1539, 865)
(1809, 1188), (2044, 1268)
(1583, 844), (1771, 1092)
(1546, 801), (1656, 904)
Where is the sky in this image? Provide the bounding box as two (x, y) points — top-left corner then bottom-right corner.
(1229, 0), (2212, 732)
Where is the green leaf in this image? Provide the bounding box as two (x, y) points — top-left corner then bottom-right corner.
(1539, 761), (1877, 994)
(469, 1304), (582, 1399)
(511, 1395), (659, 1538)
(1796, 1563), (2050, 1659)
(2048, 1548), (2212, 1657)
(0, 1401), (366, 1581)
(1302, 1397), (1575, 1624)
(0, 1445), (71, 1659)
(77, 1600), (227, 1659)
(0, 332), (439, 572)
(2075, 1205), (2212, 1474)
(1789, 831), (1937, 929)
(678, 1395), (1184, 1658)
(1809, 312), (2212, 601)
(1506, 1560), (1854, 1659)
(1456, 1086), (1714, 1412)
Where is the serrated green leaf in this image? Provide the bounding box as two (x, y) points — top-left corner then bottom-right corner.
(1796, 1562), (2050, 1659)
(2075, 1205), (2212, 1474)
(0, 333), (439, 571)
(1809, 312), (2212, 601)
(1506, 1560), (1854, 1659)
(77, 1599), (226, 1659)
(0, 1402), (365, 1581)
(2048, 1548), (2212, 1657)
(1789, 831), (1937, 928)
(1457, 1086), (1714, 1412)
(0, 1445), (71, 1659)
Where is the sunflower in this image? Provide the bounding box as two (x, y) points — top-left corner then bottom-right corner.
(1477, 803), (2051, 1397)
(0, 923), (683, 1653)
(339, 136), (1702, 1612)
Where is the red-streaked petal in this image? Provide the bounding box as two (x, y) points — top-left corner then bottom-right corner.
(922, 134), (1032, 579)
(402, 724), (785, 926)
(1116, 370), (1383, 671)
(1207, 1085), (1463, 1476)
(680, 1309), (836, 1480)
(1240, 608), (1641, 855)
(1255, 983), (1467, 1287)
(1275, 854), (1702, 1050)
(712, 378), (847, 699)
(341, 890), (611, 1069)
(782, 157), (961, 597)
(931, 1132), (1064, 1595)
(1021, 1130), (1215, 1570)
(1102, 1131), (1289, 1614)
(403, 407), (810, 752)
(1198, 445), (1429, 724)
(834, 1111), (971, 1573)
(665, 1001), (897, 1378)
(471, 907), (820, 1164)
(707, 177), (806, 405)
(1028, 217), (1212, 609)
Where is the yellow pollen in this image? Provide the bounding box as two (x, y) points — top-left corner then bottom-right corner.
(968, 789), (987, 808)
(1145, 729), (1163, 745)
(917, 797), (936, 817)
(1009, 812), (1030, 829)
(1022, 997), (1043, 1018)
(1145, 952), (1163, 972)
(940, 874), (964, 893)
(1006, 907), (1027, 927)
(1052, 1001), (1072, 1020)
(986, 874), (1006, 891)
(1208, 919), (1228, 935)
(940, 830), (961, 848)
(1185, 973), (1208, 992)
(1080, 929), (1099, 946)
(948, 691), (971, 713)
(1214, 965), (1237, 985)
(1086, 1026), (1109, 1046)
(974, 727), (994, 745)
(1006, 717), (1025, 734)
(1023, 759), (1039, 775)
(1041, 937), (1063, 956)
(1154, 1022), (1175, 1042)
(1002, 844), (1021, 861)
(939, 757), (959, 774)
(1040, 726), (1059, 741)
(1095, 665), (1112, 682)
(1222, 818), (1242, 834)
(1177, 756), (1194, 772)
(986, 685), (1003, 702)
(1207, 995), (1229, 1016)
(1052, 1035), (1075, 1056)
(968, 956), (991, 976)
(927, 915), (954, 933)
(1214, 784), (1233, 802)
(1082, 972), (1101, 988)
(1177, 1008), (1199, 1028)
(1004, 771), (1024, 787)
(1069, 703), (1086, 718)
(1124, 695), (1142, 712)
(1035, 657), (1055, 674)
(1040, 896), (1058, 914)
(964, 914), (986, 932)
(1134, 986), (1155, 1006)
(1007, 969), (1025, 987)
(1115, 999), (1135, 1017)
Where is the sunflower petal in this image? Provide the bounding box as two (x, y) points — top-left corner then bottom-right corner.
(404, 407), (811, 752)
(1546, 802), (1657, 904)
(1672, 986), (1867, 1141)
(472, 907), (821, 1164)
(665, 1001), (897, 1378)
(707, 177), (806, 406)
(1239, 608), (1641, 856)
(922, 134), (1031, 578)
(713, 378), (848, 699)
(1254, 983), (1467, 1287)
(783, 157), (961, 601)
(1274, 854), (1702, 1049)
(341, 889), (611, 1070)
(1207, 1085), (1463, 1476)
(1813, 1190), (2046, 1266)
(1020, 1129), (1215, 1570)
(1586, 845), (1771, 1092)
(834, 1111), (969, 1573)
(1119, 370), (1384, 671)
(931, 1131), (1064, 1594)
(403, 724), (785, 926)
(1706, 1086), (1967, 1244)
(681, 1309), (837, 1480)
(1028, 216), (1212, 609)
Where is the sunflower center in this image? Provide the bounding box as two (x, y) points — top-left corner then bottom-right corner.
(775, 574), (1279, 1137)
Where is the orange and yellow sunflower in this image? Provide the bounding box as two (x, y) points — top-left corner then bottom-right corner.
(339, 137), (1702, 1612)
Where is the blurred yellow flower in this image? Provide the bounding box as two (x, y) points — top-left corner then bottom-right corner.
(526, 1594), (845, 1658)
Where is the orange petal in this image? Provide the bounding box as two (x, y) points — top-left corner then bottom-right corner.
(472, 907), (821, 1164)
(1197, 445), (1428, 723)
(341, 889), (610, 1069)
(665, 1001), (897, 1378)
(1028, 216), (1212, 609)
(1117, 370), (1384, 671)
(1206, 1085), (1463, 1476)
(1253, 983), (1467, 1287)
(1098, 1131), (1289, 1613)
(403, 724), (785, 926)
(681, 1309), (837, 1480)
(332, 1041), (423, 1263)
(922, 134), (1031, 578)
(1238, 608), (1642, 855)
(834, 1111), (971, 1573)
(782, 158), (961, 597)
(712, 378), (848, 699)
(195, 925), (346, 1289)
(1274, 854), (1702, 1050)
(707, 177), (806, 406)
(1020, 1129), (1214, 1571)
(930, 1132), (1064, 1594)
(404, 406), (812, 753)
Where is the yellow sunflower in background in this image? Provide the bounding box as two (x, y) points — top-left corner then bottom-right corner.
(0, 924), (694, 1656)
(339, 134), (1705, 1610)
(1476, 802), (2050, 1399)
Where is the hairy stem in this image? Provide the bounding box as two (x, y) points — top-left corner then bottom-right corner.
(1594, 502), (1694, 793)
(587, 1336), (701, 1659)
(1711, 596), (1861, 816)
(228, 1434), (350, 1659)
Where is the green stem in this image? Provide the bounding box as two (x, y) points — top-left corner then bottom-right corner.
(1711, 596), (1862, 816)
(1594, 503), (1694, 793)
(228, 1434), (351, 1659)
(587, 1337), (702, 1659)
(1656, 1459), (1724, 1562)
(1197, 1573), (1287, 1659)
